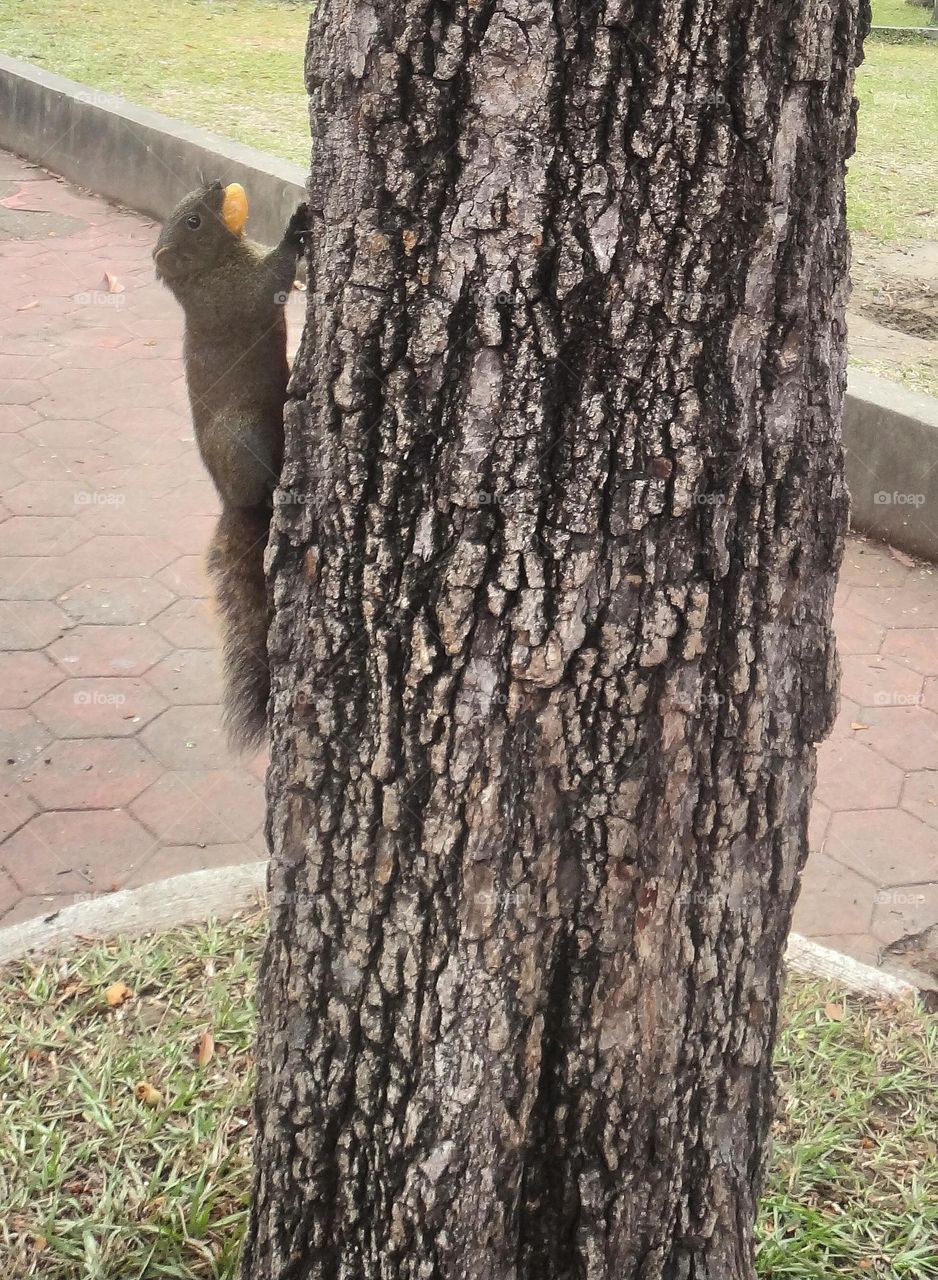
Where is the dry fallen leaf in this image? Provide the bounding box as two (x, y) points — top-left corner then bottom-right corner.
(33, 1235), (47, 1253)
(135, 1081), (163, 1107)
(850, 721), (870, 731)
(824, 1002), (845, 1022)
(103, 271), (125, 294)
(888, 545), (916, 569)
(105, 981), (133, 1007)
(17, 299), (39, 311)
(197, 1030), (215, 1067)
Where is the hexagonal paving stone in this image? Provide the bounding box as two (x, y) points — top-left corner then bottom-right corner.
(849, 586), (938, 629)
(0, 403), (42, 434)
(856, 705), (938, 772)
(924, 678), (938, 715)
(839, 654), (924, 710)
(0, 514), (89, 557)
(880, 628), (938, 677)
(813, 732), (900, 808)
(838, 539), (914, 590)
(4, 480), (90, 516)
(32, 677), (166, 738)
(0, 380), (43, 405)
(47, 623), (168, 677)
(0, 866), (21, 916)
(826, 809), (938, 888)
(0, 710), (52, 772)
(0, 352), (62, 381)
(23, 418), (114, 449)
(145, 648), (223, 705)
(793, 851), (875, 937)
(131, 770), (264, 845)
(901, 771), (938, 832)
(120, 844), (251, 888)
(0, 599), (69, 650)
(807, 933), (885, 967)
(0, 651), (62, 707)
(157, 556), (211, 599)
(2, 809), (155, 894)
(24, 737), (160, 810)
(0, 782), (37, 842)
(150, 597), (219, 649)
(832, 605), (885, 656)
(0, 893), (83, 927)
(58, 577), (175, 625)
(871, 883), (938, 947)
(808, 800), (831, 852)
(139, 704), (233, 770)
(58, 535), (178, 582)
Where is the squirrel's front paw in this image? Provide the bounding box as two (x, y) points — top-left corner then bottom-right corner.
(286, 202), (311, 251)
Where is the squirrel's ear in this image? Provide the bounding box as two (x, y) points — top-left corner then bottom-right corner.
(222, 183), (249, 236)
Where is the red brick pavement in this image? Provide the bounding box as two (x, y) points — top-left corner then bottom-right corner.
(1, 152), (936, 977)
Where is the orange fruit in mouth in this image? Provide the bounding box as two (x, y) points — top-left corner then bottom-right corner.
(222, 183), (248, 235)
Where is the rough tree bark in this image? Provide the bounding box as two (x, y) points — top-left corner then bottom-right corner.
(243, 2), (869, 1277)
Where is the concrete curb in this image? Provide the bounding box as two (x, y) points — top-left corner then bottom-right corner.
(844, 369), (938, 562)
(0, 863), (267, 966)
(2, 54), (938, 560)
(0, 864), (923, 1002)
(0, 54), (306, 247)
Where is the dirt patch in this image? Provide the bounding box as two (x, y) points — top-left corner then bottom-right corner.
(859, 276), (938, 338)
(848, 235), (938, 389)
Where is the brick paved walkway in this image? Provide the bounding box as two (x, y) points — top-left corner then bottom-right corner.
(1, 151), (936, 979)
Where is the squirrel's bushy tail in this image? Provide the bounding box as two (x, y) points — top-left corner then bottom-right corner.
(207, 506), (271, 750)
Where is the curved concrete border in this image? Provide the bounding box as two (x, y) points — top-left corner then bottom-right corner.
(0, 863), (921, 1002)
(0, 863), (267, 966)
(0, 54), (306, 247)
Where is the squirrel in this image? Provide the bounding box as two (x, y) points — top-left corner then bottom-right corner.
(153, 180), (309, 748)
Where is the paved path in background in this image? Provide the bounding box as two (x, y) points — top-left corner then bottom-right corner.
(1, 151), (936, 978)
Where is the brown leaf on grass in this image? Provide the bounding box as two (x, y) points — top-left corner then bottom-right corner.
(196, 1030), (215, 1067)
(824, 1002), (845, 1021)
(134, 1081), (163, 1107)
(103, 271), (125, 294)
(105, 981), (133, 1007)
(32, 1235), (47, 1252)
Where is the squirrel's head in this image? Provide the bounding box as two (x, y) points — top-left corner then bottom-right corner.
(153, 181), (247, 284)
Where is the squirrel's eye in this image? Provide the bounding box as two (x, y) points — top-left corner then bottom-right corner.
(186, 213), (202, 230)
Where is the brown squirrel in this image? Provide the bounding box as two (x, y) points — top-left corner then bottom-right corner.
(153, 180), (309, 748)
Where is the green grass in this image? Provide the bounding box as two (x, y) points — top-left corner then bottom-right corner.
(0, 0), (935, 247)
(850, 35), (938, 243)
(0, 916), (936, 1279)
(0, 0), (310, 166)
(871, 0), (936, 26)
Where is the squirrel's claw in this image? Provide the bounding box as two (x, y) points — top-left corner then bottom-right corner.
(285, 202), (312, 251)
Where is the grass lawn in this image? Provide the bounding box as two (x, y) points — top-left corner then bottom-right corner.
(2, 0), (938, 391)
(0, 1), (934, 244)
(0, 915), (936, 1279)
(872, 0), (937, 26)
(0, 0), (310, 166)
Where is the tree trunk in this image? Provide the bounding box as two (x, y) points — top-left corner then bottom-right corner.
(243, 2), (869, 1277)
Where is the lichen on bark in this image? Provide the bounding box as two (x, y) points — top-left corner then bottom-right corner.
(243, 2), (871, 1278)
